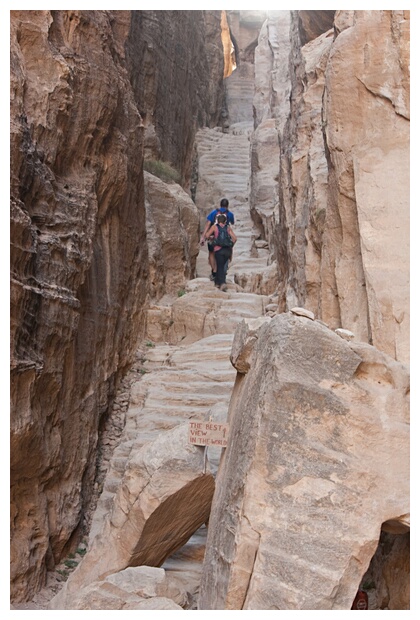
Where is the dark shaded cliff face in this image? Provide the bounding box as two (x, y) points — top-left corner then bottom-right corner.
(126, 10), (224, 187)
(298, 10), (336, 44)
(10, 9), (224, 602)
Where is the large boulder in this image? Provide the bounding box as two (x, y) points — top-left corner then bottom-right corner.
(50, 566), (186, 610)
(199, 313), (409, 610)
(144, 171), (200, 299)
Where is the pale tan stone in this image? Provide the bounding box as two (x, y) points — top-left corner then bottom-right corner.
(105, 566), (187, 607)
(251, 12), (291, 249)
(256, 10), (409, 366)
(233, 261), (278, 296)
(50, 424), (214, 608)
(230, 317), (271, 374)
(335, 328), (355, 341)
(131, 597), (183, 610)
(144, 172), (200, 299)
(199, 313), (409, 610)
(324, 10), (409, 363)
(52, 567), (186, 610)
(167, 286), (269, 345)
(291, 306), (315, 320)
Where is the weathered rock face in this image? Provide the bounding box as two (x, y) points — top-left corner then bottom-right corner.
(224, 10), (267, 125)
(127, 10), (224, 187)
(251, 11), (334, 313)
(10, 10), (148, 602)
(362, 530), (410, 609)
(298, 10), (336, 45)
(251, 11), (291, 249)
(277, 22), (334, 315)
(50, 423), (214, 609)
(10, 9), (224, 603)
(144, 172), (199, 299)
(252, 10), (409, 365)
(51, 566), (186, 610)
(322, 10), (409, 364)
(199, 313), (409, 610)
(10, 8), (410, 610)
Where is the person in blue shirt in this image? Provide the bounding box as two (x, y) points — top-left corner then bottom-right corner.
(204, 213), (237, 291)
(200, 198), (235, 280)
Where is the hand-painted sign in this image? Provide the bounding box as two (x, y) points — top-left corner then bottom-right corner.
(188, 421), (229, 447)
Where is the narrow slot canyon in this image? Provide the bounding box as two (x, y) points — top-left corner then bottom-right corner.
(10, 9), (410, 611)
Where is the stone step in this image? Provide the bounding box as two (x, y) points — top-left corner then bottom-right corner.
(104, 477), (122, 494)
(87, 109), (279, 595)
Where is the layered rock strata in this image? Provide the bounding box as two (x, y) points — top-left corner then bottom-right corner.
(10, 9), (224, 602)
(10, 10), (148, 602)
(251, 10), (409, 365)
(127, 10), (224, 187)
(199, 313), (409, 610)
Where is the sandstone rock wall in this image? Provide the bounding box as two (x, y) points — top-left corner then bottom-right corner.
(224, 10), (267, 126)
(322, 10), (409, 363)
(144, 172), (199, 299)
(127, 10), (224, 187)
(251, 10), (409, 364)
(250, 11), (291, 252)
(10, 10), (148, 601)
(10, 9), (224, 602)
(10, 7), (410, 607)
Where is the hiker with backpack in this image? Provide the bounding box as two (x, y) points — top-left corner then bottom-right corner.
(200, 198), (235, 281)
(204, 213), (237, 291)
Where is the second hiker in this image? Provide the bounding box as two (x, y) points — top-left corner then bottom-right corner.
(200, 198), (235, 281)
(205, 213), (237, 292)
